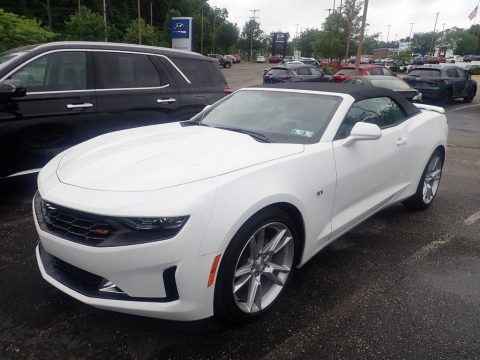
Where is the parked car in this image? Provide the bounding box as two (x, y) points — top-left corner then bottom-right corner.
(463, 55), (480, 62)
(298, 58), (321, 67)
(282, 56), (294, 63)
(422, 55), (446, 64)
(403, 65), (477, 105)
(228, 54), (241, 63)
(0, 42), (231, 178)
(263, 64), (332, 84)
(332, 65), (396, 83)
(343, 75), (422, 102)
(446, 55), (464, 63)
(256, 55), (266, 63)
(268, 55), (281, 63)
(34, 82), (448, 323)
(225, 55), (237, 64)
(207, 54), (232, 68)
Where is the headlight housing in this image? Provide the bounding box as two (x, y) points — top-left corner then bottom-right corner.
(122, 217), (189, 231)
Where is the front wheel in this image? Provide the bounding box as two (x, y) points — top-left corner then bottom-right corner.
(214, 208), (297, 324)
(463, 87), (476, 103)
(403, 149), (443, 210)
(224, 62), (231, 68)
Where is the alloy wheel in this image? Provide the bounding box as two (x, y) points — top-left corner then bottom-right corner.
(422, 154), (442, 204)
(232, 222), (294, 313)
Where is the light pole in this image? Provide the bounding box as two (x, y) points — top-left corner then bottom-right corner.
(386, 24), (391, 48)
(137, 0), (142, 45)
(354, 0), (369, 73)
(429, 12), (439, 56)
(249, 9), (259, 62)
(103, 0), (107, 41)
(200, 8), (204, 55)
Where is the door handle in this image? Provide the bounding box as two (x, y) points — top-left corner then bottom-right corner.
(67, 103), (93, 109)
(157, 98), (176, 104)
(396, 137), (409, 146)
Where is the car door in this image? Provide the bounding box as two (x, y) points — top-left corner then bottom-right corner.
(94, 51), (182, 135)
(445, 67), (463, 96)
(0, 50), (96, 177)
(331, 97), (410, 238)
(309, 67), (329, 82)
(454, 68), (469, 97)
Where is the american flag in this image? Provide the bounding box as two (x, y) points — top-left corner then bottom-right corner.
(468, 5), (478, 20)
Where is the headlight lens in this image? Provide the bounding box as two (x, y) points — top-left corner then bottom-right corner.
(122, 216), (189, 231)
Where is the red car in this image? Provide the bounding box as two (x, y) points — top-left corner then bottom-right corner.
(332, 65), (396, 83)
(268, 55), (282, 63)
(229, 54), (241, 63)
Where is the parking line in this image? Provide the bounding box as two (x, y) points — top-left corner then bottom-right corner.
(449, 104), (480, 112)
(464, 211), (480, 226)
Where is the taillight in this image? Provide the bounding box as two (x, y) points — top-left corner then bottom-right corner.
(279, 76), (291, 80)
(223, 87), (233, 94)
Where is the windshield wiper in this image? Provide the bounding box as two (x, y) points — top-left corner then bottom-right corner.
(213, 126), (271, 143)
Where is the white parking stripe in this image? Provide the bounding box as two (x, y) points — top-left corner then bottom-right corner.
(464, 211), (480, 226)
(449, 104), (480, 112)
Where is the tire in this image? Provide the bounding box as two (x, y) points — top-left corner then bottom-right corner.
(403, 149), (443, 210)
(224, 62), (231, 68)
(214, 207), (297, 324)
(439, 90), (452, 107)
(463, 87), (476, 103)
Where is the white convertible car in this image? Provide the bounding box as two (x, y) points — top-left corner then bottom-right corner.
(34, 83), (448, 323)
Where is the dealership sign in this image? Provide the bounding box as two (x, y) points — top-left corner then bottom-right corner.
(171, 17), (193, 51)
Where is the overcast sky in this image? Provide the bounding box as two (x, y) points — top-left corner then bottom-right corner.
(207, 0), (479, 41)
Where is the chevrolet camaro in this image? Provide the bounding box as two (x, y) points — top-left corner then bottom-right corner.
(34, 83), (448, 323)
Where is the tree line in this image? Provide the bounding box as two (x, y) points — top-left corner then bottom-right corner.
(1, 0), (479, 58)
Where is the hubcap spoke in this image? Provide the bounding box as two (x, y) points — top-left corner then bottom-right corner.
(264, 272), (284, 286)
(266, 262), (290, 272)
(246, 276), (261, 312)
(235, 261), (253, 278)
(248, 236), (259, 258)
(234, 274), (252, 293)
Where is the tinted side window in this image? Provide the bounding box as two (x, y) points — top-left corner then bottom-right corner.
(171, 58), (225, 85)
(295, 67), (310, 75)
(455, 68), (466, 79)
(381, 67), (395, 76)
(96, 52), (164, 89)
(10, 51), (87, 92)
(336, 97), (406, 139)
(310, 67), (324, 76)
(446, 68), (459, 78)
(368, 67), (383, 75)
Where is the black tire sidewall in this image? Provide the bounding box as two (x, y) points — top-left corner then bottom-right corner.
(214, 207), (298, 324)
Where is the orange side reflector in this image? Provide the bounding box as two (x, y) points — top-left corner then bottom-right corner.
(207, 254), (222, 287)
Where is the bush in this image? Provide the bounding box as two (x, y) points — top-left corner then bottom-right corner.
(0, 8), (55, 51)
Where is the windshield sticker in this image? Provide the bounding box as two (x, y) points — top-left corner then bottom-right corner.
(291, 129), (314, 137)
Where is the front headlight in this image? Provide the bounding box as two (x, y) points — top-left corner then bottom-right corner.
(122, 217), (189, 231)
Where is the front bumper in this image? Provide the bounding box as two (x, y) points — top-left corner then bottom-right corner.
(34, 201), (219, 321)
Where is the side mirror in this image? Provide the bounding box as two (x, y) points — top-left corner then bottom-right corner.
(343, 122), (382, 147)
(0, 79), (27, 98)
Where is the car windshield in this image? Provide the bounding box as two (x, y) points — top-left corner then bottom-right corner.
(0, 46), (34, 71)
(409, 69), (441, 77)
(370, 78), (411, 90)
(194, 89), (342, 144)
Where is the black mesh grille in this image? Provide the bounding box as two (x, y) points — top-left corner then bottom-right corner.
(35, 194), (115, 245)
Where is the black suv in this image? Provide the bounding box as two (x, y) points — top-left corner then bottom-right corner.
(0, 42), (231, 178)
(207, 54), (232, 68)
(263, 64), (332, 84)
(403, 65), (477, 105)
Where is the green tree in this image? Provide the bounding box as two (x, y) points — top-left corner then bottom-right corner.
(295, 28), (321, 57)
(312, 12), (348, 59)
(64, 6), (109, 41)
(216, 22), (239, 53)
(0, 8), (55, 51)
(124, 18), (166, 46)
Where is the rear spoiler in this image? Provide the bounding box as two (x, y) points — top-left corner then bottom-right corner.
(414, 103), (445, 114)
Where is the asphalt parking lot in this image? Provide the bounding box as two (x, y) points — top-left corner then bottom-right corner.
(1, 64), (479, 359)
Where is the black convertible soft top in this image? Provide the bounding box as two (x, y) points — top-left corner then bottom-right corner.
(260, 82), (421, 117)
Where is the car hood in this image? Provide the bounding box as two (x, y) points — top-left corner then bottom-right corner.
(56, 123), (304, 192)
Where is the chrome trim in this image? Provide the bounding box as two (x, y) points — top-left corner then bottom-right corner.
(25, 83), (171, 95)
(6, 168), (42, 177)
(157, 98), (176, 104)
(67, 103), (93, 109)
(1, 48), (191, 85)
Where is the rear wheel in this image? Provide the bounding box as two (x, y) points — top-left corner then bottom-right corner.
(224, 62), (231, 68)
(463, 87), (476, 103)
(214, 208), (297, 324)
(403, 149), (443, 210)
